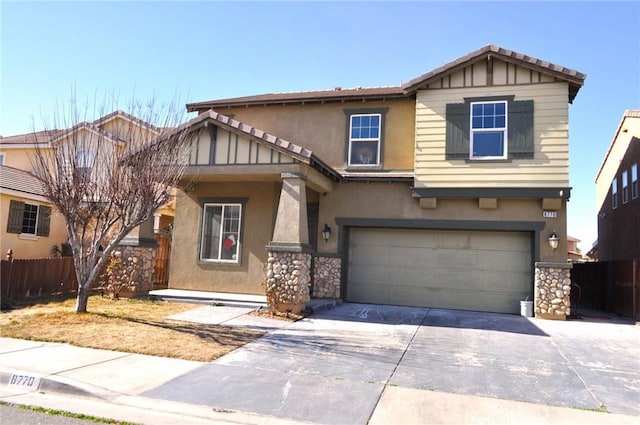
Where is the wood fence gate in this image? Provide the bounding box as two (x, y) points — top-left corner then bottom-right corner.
(153, 234), (171, 289)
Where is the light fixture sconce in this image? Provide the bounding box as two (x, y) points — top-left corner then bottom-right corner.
(548, 231), (559, 251)
(321, 224), (332, 242)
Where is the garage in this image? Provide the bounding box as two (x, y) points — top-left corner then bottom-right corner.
(346, 228), (532, 314)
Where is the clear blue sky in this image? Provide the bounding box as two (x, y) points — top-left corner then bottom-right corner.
(1, 1), (639, 250)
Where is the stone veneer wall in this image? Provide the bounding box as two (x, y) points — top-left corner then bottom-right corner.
(312, 256), (341, 299)
(117, 246), (156, 292)
(534, 262), (573, 320)
(266, 251), (311, 310)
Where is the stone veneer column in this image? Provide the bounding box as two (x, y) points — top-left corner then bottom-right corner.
(119, 217), (158, 294)
(312, 255), (341, 299)
(534, 262), (573, 320)
(116, 245), (157, 293)
(266, 173), (311, 313)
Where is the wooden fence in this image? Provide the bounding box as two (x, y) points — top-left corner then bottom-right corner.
(152, 234), (171, 289)
(1, 255), (78, 303)
(572, 260), (640, 321)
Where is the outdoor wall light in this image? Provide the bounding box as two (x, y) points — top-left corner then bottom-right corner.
(321, 224), (332, 242)
(548, 231), (559, 251)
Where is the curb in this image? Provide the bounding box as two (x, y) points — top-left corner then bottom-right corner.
(1, 369), (119, 401)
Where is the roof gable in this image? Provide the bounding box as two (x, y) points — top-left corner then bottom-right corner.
(158, 109), (340, 180)
(402, 45), (586, 102)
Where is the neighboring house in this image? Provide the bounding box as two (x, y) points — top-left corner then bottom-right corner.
(594, 110), (640, 261)
(0, 165), (67, 258)
(0, 111), (176, 283)
(567, 236), (584, 262)
(163, 45), (585, 316)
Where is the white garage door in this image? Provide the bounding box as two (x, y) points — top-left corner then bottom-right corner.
(347, 228), (532, 314)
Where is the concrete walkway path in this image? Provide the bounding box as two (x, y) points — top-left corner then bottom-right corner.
(1, 303), (638, 424)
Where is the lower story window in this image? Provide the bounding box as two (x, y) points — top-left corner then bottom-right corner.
(6, 200), (51, 237)
(22, 203), (38, 234)
(200, 203), (242, 263)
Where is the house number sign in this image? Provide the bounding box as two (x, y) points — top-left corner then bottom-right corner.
(542, 211), (557, 218)
(8, 373), (41, 391)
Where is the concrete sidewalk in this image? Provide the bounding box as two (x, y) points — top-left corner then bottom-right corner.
(1, 304), (638, 424)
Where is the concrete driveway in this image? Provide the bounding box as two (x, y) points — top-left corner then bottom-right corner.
(143, 303), (640, 424)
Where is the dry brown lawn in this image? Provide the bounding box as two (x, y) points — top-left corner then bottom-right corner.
(0, 294), (263, 362)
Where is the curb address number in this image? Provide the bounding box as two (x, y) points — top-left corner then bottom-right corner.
(8, 373), (41, 391)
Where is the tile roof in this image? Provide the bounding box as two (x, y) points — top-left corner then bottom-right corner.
(92, 110), (161, 134)
(0, 165), (45, 197)
(0, 130), (61, 146)
(187, 44), (586, 110)
(186, 86), (406, 111)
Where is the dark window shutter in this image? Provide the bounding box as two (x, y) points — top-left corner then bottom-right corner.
(508, 100), (534, 159)
(445, 103), (470, 159)
(37, 205), (52, 237)
(7, 200), (25, 234)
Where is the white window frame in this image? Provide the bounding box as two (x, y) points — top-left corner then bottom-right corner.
(612, 178), (618, 209)
(19, 202), (39, 239)
(632, 163), (638, 200)
(0, 153), (5, 166)
(622, 170), (629, 204)
(199, 203), (242, 263)
(348, 113), (382, 166)
(470, 100), (508, 160)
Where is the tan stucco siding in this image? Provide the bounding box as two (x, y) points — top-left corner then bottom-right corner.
(0, 194), (68, 259)
(595, 116), (640, 210)
(213, 99), (415, 171)
(0, 148), (38, 172)
(415, 82), (570, 188)
(169, 182), (279, 294)
(318, 182), (566, 263)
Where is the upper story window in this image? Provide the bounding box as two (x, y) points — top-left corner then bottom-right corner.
(75, 150), (94, 181)
(200, 203), (242, 263)
(0, 153), (5, 165)
(445, 97), (533, 161)
(632, 163), (638, 200)
(6, 200), (51, 238)
(470, 101), (507, 159)
(612, 178), (618, 209)
(348, 114), (381, 166)
(622, 170), (629, 204)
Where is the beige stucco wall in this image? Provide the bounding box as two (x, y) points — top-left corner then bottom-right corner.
(415, 82), (570, 188)
(0, 194), (68, 259)
(212, 98), (416, 171)
(0, 148), (38, 172)
(595, 115), (640, 211)
(169, 182), (280, 294)
(317, 182), (566, 263)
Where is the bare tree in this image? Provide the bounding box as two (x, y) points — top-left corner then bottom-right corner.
(30, 95), (192, 313)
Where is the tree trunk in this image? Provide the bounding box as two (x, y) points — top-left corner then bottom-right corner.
(75, 284), (90, 313)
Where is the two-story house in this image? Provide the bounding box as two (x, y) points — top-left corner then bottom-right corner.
(162, 45), (585, 317)
(0, 111), (175, 275)
(595, 110), (639, 261)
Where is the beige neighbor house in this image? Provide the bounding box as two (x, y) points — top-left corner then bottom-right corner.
(0, 111), (175, 286)
(164, 45), (586, 318)
(0, 165), (67, 258)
